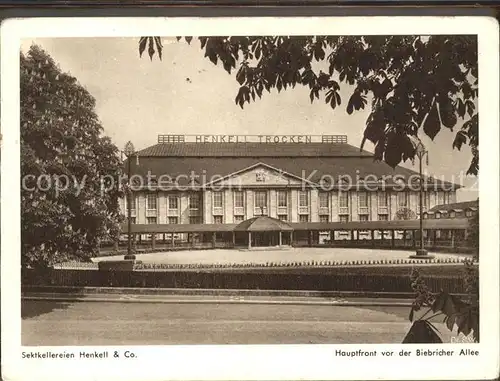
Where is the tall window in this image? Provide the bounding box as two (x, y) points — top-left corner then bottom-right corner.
(422, 192), (429, 209)
(189, 194), (201, 210)
(278, 214), (288, 222)
(319, 192), (329, 208)
(359, 214), (369, 222)
(378, 214), (388, 221)
(146, 194), (157, 210)
(277, 191), (288, 207)
(234, 191), (244, 208)
(168, 195), (179, 210)
(213, 192), (223, 208)
(254, 191), (267, 208)
(358, 192), (368, 208)
(299, 214), (309, 223)
(168, 216), (178, 224)
(319, 215), (329, 223)
(213, 215), (223, 224)
(377, 192), (388, 207)
(299, 191), (309, 207)
(146, 216), (157, 224)
(339, 192), (349, 208)
(398, 192), (408, 208)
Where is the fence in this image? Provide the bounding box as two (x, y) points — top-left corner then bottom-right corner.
(22, 268), (465, 293)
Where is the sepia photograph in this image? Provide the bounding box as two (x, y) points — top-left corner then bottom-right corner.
(1, 16), (499, 381)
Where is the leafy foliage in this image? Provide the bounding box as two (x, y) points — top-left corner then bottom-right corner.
(407, 264), (479, 343)
(394, 208), (416, 221)
(21, 45), (124, 269)
(140, 35), (478, 174)
(466, 207), (479, 256)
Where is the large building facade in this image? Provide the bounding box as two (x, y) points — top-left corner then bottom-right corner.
(119, 134), (458, 226)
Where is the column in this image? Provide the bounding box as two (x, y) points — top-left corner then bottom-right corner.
(212, 232), (216, 248)
(137, 192), (146, 224)
(224, 189), (233, 223)
(269, 189), (277, 218)
(391, 230), (395, 248)
(330, 192), (339, 222)
(389, 193), (398, 221)
(246, 190), (254, 219)
(151, 234), (156, 250)
(232, 232), (236, 247)
(451, 230), (455, 248)
(290, 189), (298, 222)
(310, 188), (319, 222)
(279, 231), (282, 246)
(370, 192), (378, 221)
(180, 193), (189, 224)
(203, 190), (212, 224)
(350, 191), (358, 221)
(248, 232), (252, 249)
(171, 233), (175, 248)
(158, 192), (167, 224)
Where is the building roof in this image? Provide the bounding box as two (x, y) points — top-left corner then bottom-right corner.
(234, 216), (294, 232)
(137, 142), (373, 158)
(127, 142), (459, 190)
(428, 199), (479, 213)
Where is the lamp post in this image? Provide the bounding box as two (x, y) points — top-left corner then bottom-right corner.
(124, 141), (137, 261)
(411, 141), (433, 259)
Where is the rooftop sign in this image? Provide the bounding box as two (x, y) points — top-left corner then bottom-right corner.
(157, 134), (348, 144)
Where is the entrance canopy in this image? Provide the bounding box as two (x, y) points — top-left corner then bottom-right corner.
(233, 216), (293, 232)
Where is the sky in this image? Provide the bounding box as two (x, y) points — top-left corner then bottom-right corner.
(20, 37), (478, 201)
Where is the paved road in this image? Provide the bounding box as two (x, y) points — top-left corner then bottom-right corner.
(22, 300), (458, 345)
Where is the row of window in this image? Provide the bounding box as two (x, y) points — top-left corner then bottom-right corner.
(127, 191), (453, 212)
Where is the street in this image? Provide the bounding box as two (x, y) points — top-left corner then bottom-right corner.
(22, 299), (458, 345)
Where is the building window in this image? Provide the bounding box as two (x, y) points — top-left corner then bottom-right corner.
(435, 212), (441, 219)
(168, 195), (179, 210)
(234, 215), (245, 223)
(277, 191), (288, 207)
(299, 214), (309, 223)
(339, 192), (349, 208)
(423, 213), (429, 219)
(234, 191), (244, 208)
(278, 214), (288, 222)
(168, 216), (178, 224)
(146, 216), (157, 224)
(319, 192), (329, 208)
(146, 194), (157, 210)
(319, 215), (329, 223)
(189, 194), (201, 210)
(398, 192), (408, 208)
(377, 192), (388, 207)
(254, 191), (267, 208)
(359, 214), (369, 222)
(449, 211), (456, 218)
(213, 192), (223, 208)
(189, 216), (202, 224)
(299, 191), (309, 207)
(127, 217), (136, 224)
(378, 214), (388, 221)
(213, 215), (223, 224)
(466, 210), (473, 217)
(358, 192), (368, 208)
(339, 215), (349, 223)
(126, 194), (136, 211)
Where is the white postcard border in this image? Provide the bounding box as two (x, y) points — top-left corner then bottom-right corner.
(1, 16), (499, 381)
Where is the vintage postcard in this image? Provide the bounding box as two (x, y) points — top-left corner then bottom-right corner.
(1, 16), (499, 380)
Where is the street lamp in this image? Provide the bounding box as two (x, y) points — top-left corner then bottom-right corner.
(411, 141), (433, 258)
(123, 141), (137, 261)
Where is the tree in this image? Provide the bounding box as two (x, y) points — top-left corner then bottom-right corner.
(394, 208), (416, 221)
(138, 35), (478, 174)
(21, 45), (123, 269)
